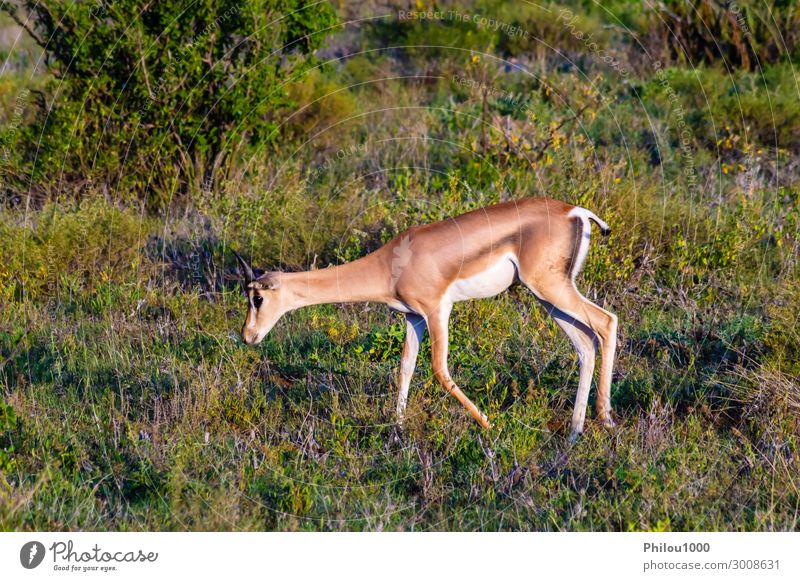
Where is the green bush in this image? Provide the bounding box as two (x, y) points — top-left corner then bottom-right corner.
(2, 0), (337, 205)
(642, 64), (800, 153)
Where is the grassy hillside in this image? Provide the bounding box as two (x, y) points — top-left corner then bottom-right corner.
(1, 1), (799, 531)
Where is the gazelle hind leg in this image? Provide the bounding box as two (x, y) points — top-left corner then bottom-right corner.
(426, 303), (490, 428)
(596, 310), (617, 427)
(524, 277), (618, 430)
(540, 300), (598, 440)
(397, 314), (426, 421)
(547, 284), (617, 427)
(558, 289), (617, 427)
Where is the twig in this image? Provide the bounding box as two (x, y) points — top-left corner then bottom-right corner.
(531, 101), (592, 163)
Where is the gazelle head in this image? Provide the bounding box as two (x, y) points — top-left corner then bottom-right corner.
(233, 251), (286, 345)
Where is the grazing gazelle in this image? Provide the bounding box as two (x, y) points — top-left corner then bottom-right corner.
(234, 197), (617, 439)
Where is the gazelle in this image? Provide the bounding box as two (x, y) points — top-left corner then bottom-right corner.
(234, 197), (617, 439)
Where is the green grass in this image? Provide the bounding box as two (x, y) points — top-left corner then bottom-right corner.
(0, 183), (798, 531)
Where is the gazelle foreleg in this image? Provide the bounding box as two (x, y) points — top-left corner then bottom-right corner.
(397, 313), (426, 420)
(426, 303), (491, 429)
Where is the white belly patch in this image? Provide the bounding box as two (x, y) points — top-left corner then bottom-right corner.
(446, 254), (518, 302)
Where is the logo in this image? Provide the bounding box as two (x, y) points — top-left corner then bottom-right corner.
(20, 541), (46, 569)
(391, 235), (413, 285)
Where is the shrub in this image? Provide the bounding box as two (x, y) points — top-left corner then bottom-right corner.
(2, 0), (338, 206)
(642, 64), (800, 153)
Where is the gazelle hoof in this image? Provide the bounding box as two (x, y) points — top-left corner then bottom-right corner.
(601, 416), (617, 429)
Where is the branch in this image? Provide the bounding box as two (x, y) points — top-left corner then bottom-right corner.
(5, 7), (46, 48)
(172, 132), (192, 179)
(30, 88), (48, 112)
(136, 28), (155, 100)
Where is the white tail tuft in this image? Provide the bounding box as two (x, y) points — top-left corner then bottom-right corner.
(572, 207), (611, 236)
(581, 208), (611, 236)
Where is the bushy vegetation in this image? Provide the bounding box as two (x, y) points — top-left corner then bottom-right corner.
(1, 0), (337, 204)
(1, 1), (799, 531)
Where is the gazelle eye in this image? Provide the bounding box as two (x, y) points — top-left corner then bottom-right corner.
(252, 295), (263, 308)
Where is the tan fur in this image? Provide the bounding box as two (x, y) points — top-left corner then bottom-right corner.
(239, 197), (617, 437)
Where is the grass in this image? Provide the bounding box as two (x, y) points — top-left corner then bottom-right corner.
(0, 184), (797, 531)
(1, 0), (800, 531)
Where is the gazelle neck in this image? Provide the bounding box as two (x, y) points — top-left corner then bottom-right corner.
(281, 251), (391, 310)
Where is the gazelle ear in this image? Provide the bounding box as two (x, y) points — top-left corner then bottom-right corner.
(232, 250), (255, 282)
(249, 273), (281, 290)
